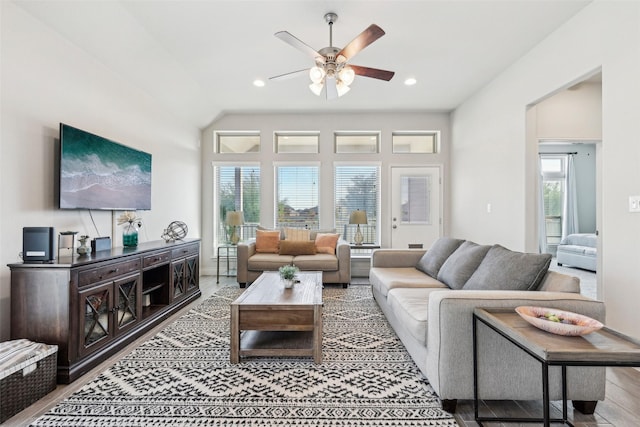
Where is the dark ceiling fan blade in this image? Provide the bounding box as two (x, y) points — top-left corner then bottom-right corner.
(326, 78), (338, 100)
(275, 31), (325, 64)
(337, 24), (385, 61)
(269, 68), (309, 81)
(350, 65), (395, 81)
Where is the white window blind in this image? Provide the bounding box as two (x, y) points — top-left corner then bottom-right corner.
(215, 165), (261, 243)
(276, 166), (319, 228)
(335, 165), (380, 244)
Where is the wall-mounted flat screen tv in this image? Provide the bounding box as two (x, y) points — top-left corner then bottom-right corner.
(59, 123), (152, 210)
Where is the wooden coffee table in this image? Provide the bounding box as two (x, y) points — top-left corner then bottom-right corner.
(230, 271), (323, 364)
(473, 308), (640, 427)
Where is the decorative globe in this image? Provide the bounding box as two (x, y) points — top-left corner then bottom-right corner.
(166, 221), (188, 240)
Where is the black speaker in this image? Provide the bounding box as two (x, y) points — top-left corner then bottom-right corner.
(23, 227), (55, 263)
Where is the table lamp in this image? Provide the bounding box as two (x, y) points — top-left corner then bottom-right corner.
(349, 210), (367, 245)
(226, 211), (244, 245)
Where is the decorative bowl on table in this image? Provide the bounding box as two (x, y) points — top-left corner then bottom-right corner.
(515, 306), (603, 336)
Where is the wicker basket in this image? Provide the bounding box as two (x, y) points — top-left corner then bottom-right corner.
(0, 342), (57, 423)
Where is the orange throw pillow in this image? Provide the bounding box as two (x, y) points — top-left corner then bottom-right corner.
(315, 233), (340, 255)
(255, 230), (281, 253)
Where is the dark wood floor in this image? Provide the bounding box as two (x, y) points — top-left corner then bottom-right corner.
(7, 275), (640, 426)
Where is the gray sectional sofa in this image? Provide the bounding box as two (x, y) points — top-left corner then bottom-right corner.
(370, 237), (606, 413)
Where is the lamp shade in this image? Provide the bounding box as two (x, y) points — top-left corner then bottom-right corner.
(349, 210), (368, 225)
(225, 211), (245, 226)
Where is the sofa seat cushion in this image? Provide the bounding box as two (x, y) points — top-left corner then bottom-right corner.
(584, 247), (597, 256)
(387, 288), (444, 346)
(292, 254), (338, 271)
(248, 253), (294, 271)
(558, 244), (588, 255)
(370, 267), (447, 297)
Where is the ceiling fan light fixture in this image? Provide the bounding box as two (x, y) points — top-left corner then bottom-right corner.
(338, 66), (355, 86)
(336, 80), (351, 97)
(309, 66), (326, 84)
(309, 82), (324, 96)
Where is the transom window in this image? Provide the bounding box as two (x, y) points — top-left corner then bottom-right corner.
(275, 132), (320, 153)
(392, 131), (439, 153)
(215, 132), (260, 153)
(335, 132), (380, 153)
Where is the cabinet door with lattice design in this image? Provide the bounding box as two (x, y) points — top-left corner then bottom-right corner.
(185, 255), (199, 293)
(79, 282), (114, 357)
(114, 273), (141, 335)
(171, 259), (186, 301)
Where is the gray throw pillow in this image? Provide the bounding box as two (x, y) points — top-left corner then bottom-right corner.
(416, 237), (465, 278)
(463, 244), (552, 291)
(437, 241), (491, 289)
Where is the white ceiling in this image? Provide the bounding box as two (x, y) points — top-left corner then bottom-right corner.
(13, 0), (591, 128)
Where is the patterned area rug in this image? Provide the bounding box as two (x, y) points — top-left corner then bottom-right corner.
(32, 285), (458, 426)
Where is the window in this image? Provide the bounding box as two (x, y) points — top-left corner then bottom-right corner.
(215, 132), (260, 153)
(392, 131), (439, 153)
(334, 164), (380, 244)
(540, 155), (567, 249)
(275, 132), (320, 153)
(214, 164), (261, 245)
(335, 132), (379, 153)
(275, 165), (319, 228)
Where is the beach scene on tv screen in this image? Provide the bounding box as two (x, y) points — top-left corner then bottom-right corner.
(60, 125), (152, 210)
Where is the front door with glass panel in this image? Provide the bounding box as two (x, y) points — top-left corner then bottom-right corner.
(390, 166), (442, 249)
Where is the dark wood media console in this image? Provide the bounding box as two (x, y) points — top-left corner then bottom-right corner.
(9, 239), (201, 384)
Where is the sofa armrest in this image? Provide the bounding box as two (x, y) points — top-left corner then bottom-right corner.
(371, 249), (426, 268)
(336, 239), (351, 283)
(237, 241), (256, 284)
(426, 289), (606, 399)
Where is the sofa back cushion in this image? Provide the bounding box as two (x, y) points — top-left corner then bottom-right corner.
(463, 244), (552, 291)
(437, 241), (491, 289)
(560, 233), (597, 248)
(309, 229), (337, 240)
(415, 237), (465, 278)
(279, 240), (316, 256)
(283, 227), (311, 241)
(255, 230), (281, 253)
(315, 233), (340, 254)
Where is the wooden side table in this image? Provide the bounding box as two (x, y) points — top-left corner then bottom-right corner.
(472, 308), (640, 427)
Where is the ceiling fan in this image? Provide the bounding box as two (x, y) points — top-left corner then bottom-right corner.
(270, 13), (395, 99)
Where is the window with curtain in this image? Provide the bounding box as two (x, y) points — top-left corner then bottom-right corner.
(540, 155), (566, 252)
(334, 165), (380, 244)
(275, 165), (319, 228)
(214, 164), (261, 244)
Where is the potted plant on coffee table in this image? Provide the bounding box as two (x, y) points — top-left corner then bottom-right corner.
(279, 265), (299, 289)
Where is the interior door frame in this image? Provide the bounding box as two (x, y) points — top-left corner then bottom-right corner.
(388, 164), (444, 249)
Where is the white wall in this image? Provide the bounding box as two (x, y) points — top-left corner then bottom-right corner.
(451, 0), (640, 336)
(200, 112), (450, 276)
(536, 82), (602, 141)
(0, 3), (202, 340)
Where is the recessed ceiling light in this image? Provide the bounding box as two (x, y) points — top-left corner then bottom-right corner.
(404, 77), (417, 86)
(253, 79), (265, 87)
